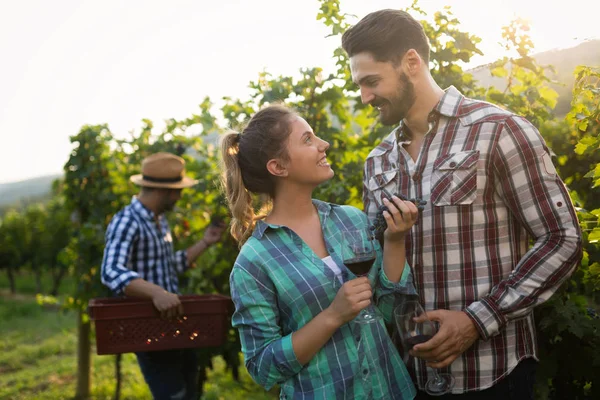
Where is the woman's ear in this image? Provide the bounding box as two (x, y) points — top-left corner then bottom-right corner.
(266, 158), (288, 178)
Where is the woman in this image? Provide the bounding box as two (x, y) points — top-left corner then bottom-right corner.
(221, 104), (418, 399)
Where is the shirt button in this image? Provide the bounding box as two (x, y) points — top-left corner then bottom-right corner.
(413, 174), (420, 181)
(355, 336), (360, 342)
(363, 369), (369, 375)
(557, 202), (563, 207)
(449, 161), (457, 168)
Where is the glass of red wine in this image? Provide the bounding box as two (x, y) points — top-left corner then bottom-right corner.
(394, 300), (455, 396)
(341, 229), (381, 324)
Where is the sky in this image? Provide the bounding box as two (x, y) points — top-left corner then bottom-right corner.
(1, 0), (598, 184)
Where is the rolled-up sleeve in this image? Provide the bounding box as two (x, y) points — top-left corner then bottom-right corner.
(100, 215), (140, 295)
(375, 261), (417, 324)
(230, 260), (303, 390)
(465, 116), (582, 340)
(173, 249), (188, 274)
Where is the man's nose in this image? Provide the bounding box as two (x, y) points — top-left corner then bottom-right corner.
(360, 88), (375, 105)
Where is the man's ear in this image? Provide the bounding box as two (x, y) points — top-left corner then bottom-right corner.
(266, 158), (288, 178)
(401, 48), (423, 76)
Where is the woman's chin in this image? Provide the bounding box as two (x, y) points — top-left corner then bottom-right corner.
(320, 168), (335, 183)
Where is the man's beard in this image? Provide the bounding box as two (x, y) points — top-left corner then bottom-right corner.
(375, 72), (416, 126)
(162, 199), (178, 213)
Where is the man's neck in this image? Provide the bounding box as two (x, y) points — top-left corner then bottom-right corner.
(137, 195), (162, 217)
(404, 80), (445, 137)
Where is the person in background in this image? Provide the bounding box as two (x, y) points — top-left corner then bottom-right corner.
(100, 152), (225, 400)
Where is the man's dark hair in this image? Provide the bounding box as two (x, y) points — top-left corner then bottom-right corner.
(341, 9), (430, 65)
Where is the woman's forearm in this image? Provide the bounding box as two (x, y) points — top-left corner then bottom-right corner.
(291, 307), (343, 365)
(382, 233), (407, 283)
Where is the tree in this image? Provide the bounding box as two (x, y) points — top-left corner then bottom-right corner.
(0, 211), (28, 294)
(534, 65), (600, 400)
(62, 124), (121, 400)
(23, 204), (47, 293)
(43, 197), (73, 296)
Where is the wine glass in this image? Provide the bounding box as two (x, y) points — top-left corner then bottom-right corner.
(394, 300), (455, 396)
(340, 229), (381, 324)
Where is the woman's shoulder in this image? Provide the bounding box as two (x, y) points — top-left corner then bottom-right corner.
(326, 202), (369, 226)
(235, 236), (266, 264)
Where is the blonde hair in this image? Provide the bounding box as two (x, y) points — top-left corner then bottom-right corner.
(220, 104), (296, 245)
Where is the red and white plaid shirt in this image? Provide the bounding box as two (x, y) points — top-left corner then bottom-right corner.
(363, 86), (582, 393)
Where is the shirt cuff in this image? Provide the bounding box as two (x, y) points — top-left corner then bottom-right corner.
(269, 333), (304, 379)
(464, 297), (507, 340)
(113, 271), (140, 295)
(174, 249), (189, 274)
(378, 262), (417, 295)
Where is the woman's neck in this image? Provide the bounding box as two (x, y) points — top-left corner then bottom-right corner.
(266, 186), (317, 225)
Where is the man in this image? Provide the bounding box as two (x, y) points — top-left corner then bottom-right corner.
(100, 152), (225, 400)
(342, 9), (582, 399)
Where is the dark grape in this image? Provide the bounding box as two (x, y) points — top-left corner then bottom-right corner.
(370, 193), (427, 241)
(587, 307), (599, 319)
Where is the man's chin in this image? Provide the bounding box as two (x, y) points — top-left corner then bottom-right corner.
(163, 204), (177, 213)
(379, 114), (402, 126)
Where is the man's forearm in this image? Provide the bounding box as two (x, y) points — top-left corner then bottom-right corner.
(124, 278), (169, 299)
(186, 239), (209, 266)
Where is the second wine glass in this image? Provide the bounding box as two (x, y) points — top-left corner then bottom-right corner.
(394, 299), (455, 396)
(340, 229), (381, 324)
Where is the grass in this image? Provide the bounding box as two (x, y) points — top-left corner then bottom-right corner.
(0, 272), (278, 400)
(0, 269), (76, 297)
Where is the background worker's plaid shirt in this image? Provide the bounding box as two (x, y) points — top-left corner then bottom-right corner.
(230, 201), (417, 399)
(101, 197), (188, 295)
(363, 87), (582, 394)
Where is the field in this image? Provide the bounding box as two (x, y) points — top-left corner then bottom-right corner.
(0, 273), (278, 400)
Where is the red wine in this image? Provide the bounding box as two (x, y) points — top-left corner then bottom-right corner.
(344, 256), (375, 276)
(405, 334), (432, 348)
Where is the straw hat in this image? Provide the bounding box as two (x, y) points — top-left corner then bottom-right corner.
(130, 152), (198, 189)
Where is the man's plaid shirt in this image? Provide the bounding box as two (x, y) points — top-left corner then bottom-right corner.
(230, 200), (417, 399)
(101, 197), (188, 295)
(363, 87), (582, 393)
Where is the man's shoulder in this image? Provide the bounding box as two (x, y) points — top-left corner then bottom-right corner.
(107, 204), (140, 233)
(457, 96), (516, 126)
(366, 130), (397, 161)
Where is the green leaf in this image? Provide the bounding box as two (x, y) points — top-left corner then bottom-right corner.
(490, 66), (508, 77)
(588, 228), (600, 243)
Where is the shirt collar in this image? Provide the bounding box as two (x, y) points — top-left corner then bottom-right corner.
(252, 199), (335, 240)
(395, 85), (465, 143)
(131, 197), (156, 221)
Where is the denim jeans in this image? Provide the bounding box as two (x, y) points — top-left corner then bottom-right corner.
(135, 349), (198, 400)
(415, 358), (537, 400)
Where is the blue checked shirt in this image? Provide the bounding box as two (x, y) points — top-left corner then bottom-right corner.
(230, 200), (417, 399)
(101, 197), (188, 295)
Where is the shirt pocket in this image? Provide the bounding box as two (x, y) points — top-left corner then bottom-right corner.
(430, 150), (479, 206)
(367, 169), (398, 202)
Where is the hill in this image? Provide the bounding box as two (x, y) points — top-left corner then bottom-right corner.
(0, 174), (61, 212)
(468, 39), (600, 115)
